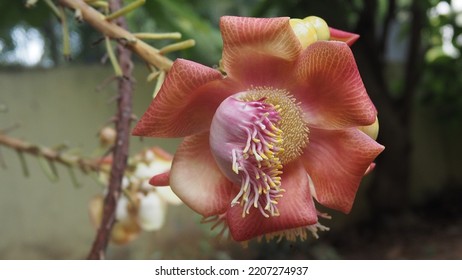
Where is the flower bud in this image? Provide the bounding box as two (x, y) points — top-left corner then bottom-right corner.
(303, 16), (330, 41)
(358, 116), (379, 140)
(289, 18), (318, 49)
(99, 126), (116, 147)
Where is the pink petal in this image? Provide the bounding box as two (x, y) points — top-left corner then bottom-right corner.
(220, 16), (302, 87)
(364, 162), (376, 175)
(329, 27), (360, 46)
(132, 59), (237, 138)
(170, 132), (237, 217)
(301, 127), (384, 213)
(226, 160), (318, 241)
(149, 171), (170, 187)
(293, 41), (377, 129)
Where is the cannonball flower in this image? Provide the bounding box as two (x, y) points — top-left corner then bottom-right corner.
(89, 147), (182, 245)
(132, 16), (384, 242)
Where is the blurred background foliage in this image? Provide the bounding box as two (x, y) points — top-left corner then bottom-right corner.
(1, 0), (462, 259)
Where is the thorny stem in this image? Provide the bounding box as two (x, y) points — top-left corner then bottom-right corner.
(86, 0), (134, 260)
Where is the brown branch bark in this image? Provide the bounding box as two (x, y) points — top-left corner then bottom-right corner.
(86, 0), (134, 260)
(58, 0), (173, 71)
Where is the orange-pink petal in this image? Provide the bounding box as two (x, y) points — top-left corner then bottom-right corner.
(169, 132), (237, 217)
(132, 59), (237, 138)
(220, 16), (302, 87)
(149, 171), (170, 187)
(301, 127), (384, 213)
(329, 27), (360, 46)
(293, 41), (377, 129)
(226, 160), (318, 241)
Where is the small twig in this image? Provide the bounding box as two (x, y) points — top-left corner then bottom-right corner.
(60, 5), (72, 60)
(105, 36), (122, 76)
(133, 32), (182, 40)
(104, 0), (145, 21)
(158, 39), (196, 55)
(0, 133), (101, 173)
(44, 0), (62, 18)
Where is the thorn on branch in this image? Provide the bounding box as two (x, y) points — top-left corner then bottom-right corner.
(38, 155), (59, 182)
(107, 92), (121, 104)
(92, 37), (106, 47)
(68, 166), (82, 188)
(146, 71), (161, 83)
(115, 37), (137, 46)
(95, 76), (118, 92)
(74, 9), (83, 22)
(16, 151), (30, 177)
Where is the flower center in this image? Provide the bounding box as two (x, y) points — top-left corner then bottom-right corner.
(239, 87), (308, 164)
(210, 87), (308, 218)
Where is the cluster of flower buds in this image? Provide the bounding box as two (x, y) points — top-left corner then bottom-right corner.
(289, 16), (330, 48)
(89, 145), (182, 245)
